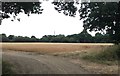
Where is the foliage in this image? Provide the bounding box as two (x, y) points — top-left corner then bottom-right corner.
(52, 1), (120, 44)
(41, 34), (67, 42)
(1, 1), (120, 44)
(52, 0), (77, 17)
(0, 34), (9, 42)
(1, 1), (43, 24)
(79, 2), (120, 44)
(0, 29), (112, 43)
(94, 33), (112, 43)
(82, 45), (120, 64)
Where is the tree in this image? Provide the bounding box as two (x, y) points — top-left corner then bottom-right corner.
(13, 36), (31, 42)
(52, 1), (77, 17)
(79, 2), (120, 44)
(1, 1), (43, 24)
(0, 34), (9, 42)
(94, 33), (105, 43)
(31, 36), (37, 42)
(31, 36), (36, 39)
(1, 1), (120, 44)
(79, 29), (93, 43)
(41, 35), (50, 42)
(67, 34), (79, 42)
(8, 35), (15, 41)
(52, 1), (120, 44)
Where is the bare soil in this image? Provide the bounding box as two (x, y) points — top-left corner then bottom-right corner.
(3, 50), (90, 74)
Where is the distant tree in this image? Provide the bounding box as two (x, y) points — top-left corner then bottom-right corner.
(0, 33), (112, 43)
(78, 29), (93, 43)
(41, 35), (50, 42)
(0, 34), (9, 42)
(66, 29), (93, 43)
(0, 34), (2, 42)
(94, 33), (104, 43)
(31, 36), (36, 39)
(67, 34), (79, 42)
(93, 33), (112, 43)
(13, 36), (30, 42)
(68, 37), (77, 43)
(1, 1), (120, 44)
(51, 34), (65, 42)
(13, 36), (22, 42)
(31, 36), (37, 42)
(8, 35), (15, 41)
(40, 34), (67, 42)
(103, 34), (112, 43)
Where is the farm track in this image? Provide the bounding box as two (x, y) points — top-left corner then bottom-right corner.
(3, 51), (90, 74)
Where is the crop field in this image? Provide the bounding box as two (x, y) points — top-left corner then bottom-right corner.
(1, 43), (113, 54)
(1, 43), (118, 74)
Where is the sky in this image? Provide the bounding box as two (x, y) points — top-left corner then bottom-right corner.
(0, 1), (95, 38)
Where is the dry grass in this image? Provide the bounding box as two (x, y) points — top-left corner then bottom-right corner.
(1, 43), (113, 54)
(71, 59), (118, 74)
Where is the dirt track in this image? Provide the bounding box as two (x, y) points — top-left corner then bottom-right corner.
(3, 51), (90, 74)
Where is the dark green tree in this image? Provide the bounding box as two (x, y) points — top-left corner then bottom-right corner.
(13, 36), (30, 42)
(52, 1), (120, 44)
(41, 35), (50, 42)
(31, 36), (36, 39)
(0, 34), (9, 42)
(67, 34), (80, 42)
(94, 33), (105, 43)
(79, 2), (120, 44)
(79, 29), (93, 43)
(31, 36), (37, 42)
(50, 35), (63, 42)
(1, 1), (43, 24)
(1, 1), (120, 44)
(52, 0), (77, 17)
(8, 35), (15, 41)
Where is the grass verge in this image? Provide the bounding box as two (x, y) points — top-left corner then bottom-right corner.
(81, 45), (120, 65)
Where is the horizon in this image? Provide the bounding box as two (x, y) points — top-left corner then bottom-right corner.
(0, 30), (96, 39)
(0, 1), (96, 38)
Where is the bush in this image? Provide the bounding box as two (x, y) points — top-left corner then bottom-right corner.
(82, 45), (120, 64)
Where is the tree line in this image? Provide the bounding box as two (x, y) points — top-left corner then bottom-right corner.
(0, 30), (113, 43)
(1, 1), (120, 44)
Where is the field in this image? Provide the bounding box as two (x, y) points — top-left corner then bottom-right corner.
(1, 43), (118, 74)
(1, 43), (113, 54)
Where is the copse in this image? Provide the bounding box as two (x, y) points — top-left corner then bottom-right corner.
(0, 34), (9, 42)
(0, 32), (112, 43)
(8, 35), (15, 41)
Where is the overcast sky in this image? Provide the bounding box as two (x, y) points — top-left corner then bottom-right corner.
(0, 1), (95, 38)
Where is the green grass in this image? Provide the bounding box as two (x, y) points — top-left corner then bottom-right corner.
(81, 45), (120, 65)
(2, 61), (14, 74)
